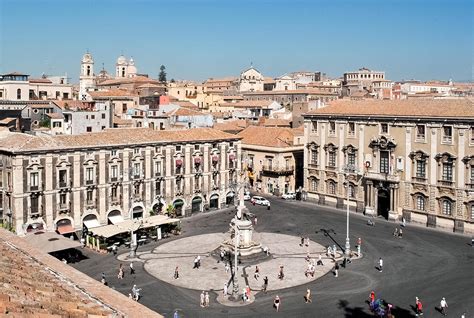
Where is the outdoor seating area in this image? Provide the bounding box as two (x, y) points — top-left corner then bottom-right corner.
(83, 215), (181, 252)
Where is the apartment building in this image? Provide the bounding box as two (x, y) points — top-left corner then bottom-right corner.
(303, 99), (474, 234)
(0, 128), (241, 236)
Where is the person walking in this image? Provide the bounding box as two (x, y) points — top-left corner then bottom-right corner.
(220, 250), (225, 262)
(242, 288), (247, 302)
(440, 297), (448, 316)
(393, 228), (399, 237)
(193, 256), (199, 269)
(112, 244), (117, 255)
(225, 262), (230, 273)
(273, 295), (281, 312)
(305, 237), (310, 247)
(246, 285), (251, 300)
(174, 266), (179, 279)
(334, 262), (339, 277)
(399, 228), (403, 238)
(415, 297), (423, 316)
(317, 253), (323, 266)
(304, 289), (312, 303)
(267, 202), (271, 210)
(301, 237), (305, 247)
(262, 276), (269, 292)
(204, 292), (210, 307)
(223, 283), (228, 296)
(254, 216), (258, 226)
(130, 262), (135, 275)
(197, 255), (201, 268)
(118, 264), (124, 279)
(173, 310), (179, 318)
(378, 258), (383, 272)
(254, 265), (260, 280)
(278, 265), (284, 280)
(200, 291), (205, 307)
(369, 291), (375, 305)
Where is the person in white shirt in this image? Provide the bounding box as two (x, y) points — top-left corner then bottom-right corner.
(378, 258), (383, 272)
(440, 297), (448, 316)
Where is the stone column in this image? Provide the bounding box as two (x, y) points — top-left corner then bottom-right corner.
(98, 151), (107, 223)
(72, 152), (82, 229)
(122, 149), (130, 219)
(44, 155), (54, 230)
(365, 180), (375, 216)
(388, 184), (397, 221)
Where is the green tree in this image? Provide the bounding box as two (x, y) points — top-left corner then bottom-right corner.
(159, 65), (167, 83)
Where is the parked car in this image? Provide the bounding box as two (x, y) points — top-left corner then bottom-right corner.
(251, 196), (270, 206)
(282, 192), (296, 200)
(243, 193), (251, 201)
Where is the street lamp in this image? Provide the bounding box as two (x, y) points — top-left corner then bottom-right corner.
(129, 219), (143, 258)
(342, 164), (358, 258)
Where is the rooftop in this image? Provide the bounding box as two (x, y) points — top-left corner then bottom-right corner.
(89, 89), (138, 98)
(238, 126), (300, 148)
(304, 98), (474, 119)
(0, 127), (239, 153)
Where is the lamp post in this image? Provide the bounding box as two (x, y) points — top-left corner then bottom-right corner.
(129, 219), (143, 258)
(343, 164), (358, 258)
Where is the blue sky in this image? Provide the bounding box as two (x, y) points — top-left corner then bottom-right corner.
(0, 0), (472, 82)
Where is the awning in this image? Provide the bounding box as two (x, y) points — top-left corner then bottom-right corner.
(83, 219), (101, 229)
(23, 232), (82, 253)
(210, 194), (219, 200)
(57, 224), (75, 235)
(108, 215), (124, 225)
(226, 192), (235, 198)
(88, 215), (181, 239)
(192, 197), (203, 203)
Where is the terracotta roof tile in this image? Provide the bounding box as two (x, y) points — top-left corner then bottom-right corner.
(261, 118), (291, 127)
(238, 126), (298, 148)
(219, 100), (276, 108)
(305, 98), (474, 118)
(0, 127), (239, 153)
(89, 89), (138, 98)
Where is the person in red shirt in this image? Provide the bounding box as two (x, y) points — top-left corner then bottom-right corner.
(415, 297), (423, 316)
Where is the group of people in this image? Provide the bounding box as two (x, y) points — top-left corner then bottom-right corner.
(369, 292), (450, 317)
(199, 291), (210, 307)
(130, 284), (141, 301)
(193, 255), (202, 269)
(392, 227), (403, 238)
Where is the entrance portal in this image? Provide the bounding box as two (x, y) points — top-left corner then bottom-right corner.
(191, 197), (202, 213)
(209, 194), (219, 209)
(132, 206), (143, 219)
(173, 199), (185, 217)
(377, 188), (390, 219)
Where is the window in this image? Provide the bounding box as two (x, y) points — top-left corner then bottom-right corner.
(194, 144), (200, 151)
(133, 163), (141, 178)
(310, 149), (318, 165)
(101, 113), (106, 119)
(176, 178), (182, 192)
(59, 193), (67, 205)
(30, 172), (39, 190)
(442, 162), (453, 181)
(86, 126), (92, 132)
(329, 122), (336, 135)
(380, 151), (389, 174)
(155, 180), (161, 196)
(111, 165), (118, 180)
(111, 186), (118, 200)
(416, 196), (425, 211)
(328, 152), (336, 167)
(416, 125), (425, 141)
(86, 167), (94, 184)
(194, 175), (200, 189)
(328, 181), (336, 195)
(348, 122), (355, 136)
(155, 146), (161, 153)
(311, 122), (318, 133)
(470, 127), (474, 144)
(133, 148), (140, 155)
(17, 88), (21, 100)
(380, 123), (388, 134)
(470, 203), (474, 220)
(122, 104), (127, 112)
(154, 161), (161, 176)
(30, 195), (39, 214)
(443, 126), (452, 143)
(349, 184), (355, 198)
(348, 153), (356, 166)
(212, 143), (218, 149)
(442, 200), (452, 215)
(134, 184), (140, 195)
(111, 150), (117, 156)
(58, 170), (67, 187)
(310, 178), (318, 192)
(176, 145), (181, 152)
(86, 189), (93, 202)
(416, 160), (426, 178)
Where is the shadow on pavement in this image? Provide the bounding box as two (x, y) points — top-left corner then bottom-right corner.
(338, 299), (417, 318)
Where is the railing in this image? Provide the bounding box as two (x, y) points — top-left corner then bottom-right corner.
(155, 171), (162, 177)
(442, 136), (452, 143)
(58, 181), (68, 188)
(465, 183), (474, 190)
(110, 176), (118, 182)
(86, 200), (95, 206)
(438, 180), (454, 187)
(412, 176), (427, 183)
(85, 179), (94, 185)
(30, 185), (39, 191)
(133, 174), (142, 180)
(58, 203), (69, 210)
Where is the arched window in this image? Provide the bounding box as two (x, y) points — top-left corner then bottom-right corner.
(328, 180), (336, 195)
(309, 178), (318, 192)
(415, 195), (425, 211)
(349, 184), (356, 198)
(17, 88), (21, 100)
(86, 65), (91, 76)
(442, 199), (452, 215)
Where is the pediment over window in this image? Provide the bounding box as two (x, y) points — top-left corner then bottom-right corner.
(368, 136), (396, 150)
(409, 150), (429, 160)
(434, 152), (456, 162)
(307, 141), (319, 150)
(323, 143), (338, 152)
(342, 144), (357, 154)
(462, 155), (474, 165)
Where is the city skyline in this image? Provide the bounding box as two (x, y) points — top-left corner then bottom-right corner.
(0, 0), (472, 82)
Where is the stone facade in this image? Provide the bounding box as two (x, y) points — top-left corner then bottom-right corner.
(303, 99), (474, 234)
(0, 128), (241, 236)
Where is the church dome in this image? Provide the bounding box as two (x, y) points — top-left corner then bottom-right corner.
(129, 57), (135, 66)
(116, 55), (127, 65)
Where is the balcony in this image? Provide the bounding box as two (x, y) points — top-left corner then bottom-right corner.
(154, 171), (162, 177)
(465, 183), (474, 191)
(261, 165), (294, 177)
(58, 203), (69, 211)
(30, 185), (39, 192)
(365, 171), (400, 183)
(412, 176), (427, 183)
(58, 181), (69, 189)
(133, 174), (142, 180)
(85, 200), (95, 207)
(85, 179), (95, 186)
(438, 180), (454, 187)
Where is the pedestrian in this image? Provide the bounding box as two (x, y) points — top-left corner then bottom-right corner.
(334, 262), (339, 277)
(220, 250), (225, 262)
(205, 292), (210, 307)
(174, 266), (179, 279)
(246, 285), (251, 300)
(332, 244), (337, 257)
(415, 297), (423, 316)
(440, 297), (448, 316)
(134, 287), (141, 301)
(317, 253), (323, 266)
(200, 291), (205, 307)
(393, 228), (399, 237)
(223, 283), (228, 296)
(197, 255), (201, 268)
(378, 258), (383, 272)
(369, 291), (375, 305)
(402, 217), (406, 227)
(305, 237), (309, 247)
(242, 288), (247, 302)
(118, 263), (124, 279)
(301, 237), (305, 247)
(225, 262), (230, 273)
(264, 246), (269, 255)
(128, 293), (133, 299)
(273, 295), (281, 312)
(130, 262), (135, 275)
(278, 265), (284, 280)
(254, 265), (260, 280)
(173, 310), (179, 318)
(262, 276), (268, 292)
(112, 244), (117, 255)
(101, 272), (106, 281)
(193, 256), (199, 269)
(304, 288), (312, 303)
(305, 252), (311, 262)
(398, 228), (403, 238)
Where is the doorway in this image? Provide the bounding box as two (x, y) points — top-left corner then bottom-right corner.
(377, 188), (390, 219)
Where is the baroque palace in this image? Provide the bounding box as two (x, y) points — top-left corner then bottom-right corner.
(0, 128), (241, 236)
(303, 99), (474, 234)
